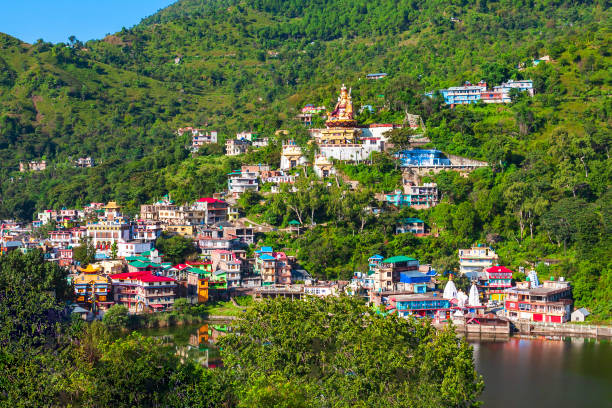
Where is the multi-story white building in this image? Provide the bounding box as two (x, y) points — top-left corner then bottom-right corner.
(227, 169), (259, 197)
(48, 230), (72, 248)
(318, 141), (383, 162)
(494, 79), (534, 97)
(86, 221), (132, 250)
(140, 197), (227, 226)
(458, 245), (499, 278)
(178, 127), (218, 151)
(75, 157), (95, 168)
(117, 240), (153, 258)
(133, 222), (163, 242)
(226, 139), (250, 156)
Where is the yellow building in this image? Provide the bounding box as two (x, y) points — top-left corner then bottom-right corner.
(95, 260), (125, 275)
(197, 278), (209, 303)
(164, 224), (195, 237)
(187, 271), (209, 303)
(228, 206), (240, 222)
(314, 154), (335, 178)
(317, 127), (361, 145)
(73, 264), (112, 306)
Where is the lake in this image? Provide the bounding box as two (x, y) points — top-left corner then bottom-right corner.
(140, 324), (612, 407)
(470, 336), (612, 408)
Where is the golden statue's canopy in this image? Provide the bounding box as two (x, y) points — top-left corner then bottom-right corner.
(104, 201), (120, 210)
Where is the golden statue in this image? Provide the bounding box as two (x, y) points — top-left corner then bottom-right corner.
(326, 84), (357, 128)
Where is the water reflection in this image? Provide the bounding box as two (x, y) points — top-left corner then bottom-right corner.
(141, 323), (228, 368)
(469, 336), (612, 408)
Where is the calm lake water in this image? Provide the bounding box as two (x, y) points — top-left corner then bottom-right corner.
(469, 336), (612, 408)
(140, 324), (612, 407)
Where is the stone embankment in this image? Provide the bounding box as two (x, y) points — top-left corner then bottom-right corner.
(513, 321), (612, 338)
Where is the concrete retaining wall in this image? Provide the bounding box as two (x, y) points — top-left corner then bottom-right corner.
(446, 154), (488, 167)
(514, 321), (612, 338)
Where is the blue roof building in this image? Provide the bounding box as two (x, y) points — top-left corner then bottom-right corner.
(392, 294), (451, 318)
(395, 149), (451, 167)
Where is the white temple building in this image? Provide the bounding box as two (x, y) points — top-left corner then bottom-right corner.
(443, 278), (458, 300)
(468, 283), (481, 307)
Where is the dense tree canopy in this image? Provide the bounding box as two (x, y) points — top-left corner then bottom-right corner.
(220, 296), (484, 407)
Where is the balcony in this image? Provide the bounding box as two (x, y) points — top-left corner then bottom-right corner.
(146, 291), (176, 297)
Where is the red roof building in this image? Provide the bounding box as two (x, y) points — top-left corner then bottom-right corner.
(109, 271), (177, 313)
(194, 198), (229, 224)
(477, 265), (514, 302)
(197, 197), (225, 204)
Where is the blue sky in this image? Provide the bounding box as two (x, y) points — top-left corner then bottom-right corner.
(0, 0), (177, 44)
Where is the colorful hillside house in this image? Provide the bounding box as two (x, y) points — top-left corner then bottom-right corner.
(186, 260), (213, 274)
(391, 294), (451, 319)
(395, 149), (451, 167)
(127, 259), (162, 273)
(211, 250), (242, 287)
(141, 248), (164, 263)
(254, 246), (292, 285)
(504, 279), (572, 323)
(478, 265), (513, 302)
(384, 185), (438, 209)
(348, 271), (375, 295)
(398, 270), (434, 294)
(458, 245), (498, 278)
(187, 271), (209, 303)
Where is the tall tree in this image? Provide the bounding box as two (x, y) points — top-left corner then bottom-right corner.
(73, 236), (96, 266)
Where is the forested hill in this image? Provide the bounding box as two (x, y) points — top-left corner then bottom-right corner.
(0, 0), (612, 218)
(1, 0), (610, 316)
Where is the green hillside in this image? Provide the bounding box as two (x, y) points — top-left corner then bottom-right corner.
(0, 0), (610, 316)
